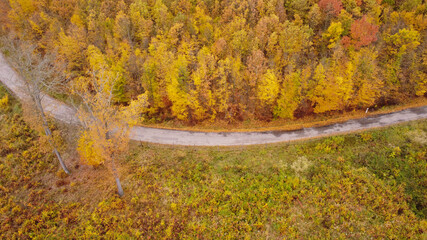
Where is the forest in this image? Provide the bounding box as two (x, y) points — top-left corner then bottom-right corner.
(2, 0), (426, 124)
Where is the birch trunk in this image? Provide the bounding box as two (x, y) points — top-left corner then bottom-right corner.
(35, 95), (70, 174)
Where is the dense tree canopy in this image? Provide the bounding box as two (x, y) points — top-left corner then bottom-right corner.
(4, 0), (427, 123)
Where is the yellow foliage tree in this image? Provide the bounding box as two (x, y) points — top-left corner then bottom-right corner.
(350, 48), (383, 108)
(258, 69), (280, 107)
(278, 19), (313, 69)
(190, 46), (216, 121)
(152, 0), (170, 31)
(416, 49), (427, 96)
(143, 36), (173, 115)
(166, 54), (191, 120)
(322, 22), (343, 49)
(8, 0), (35, 38)
(129, 0), (153, 45)
(74, 70), (148, 197)
(113, 11), (131, 42)
(213, 57), (243, 121)
(57, 14), (87, 73)
(192, 6), (214, 44)
(309, 60), (354, 113)
(86, 44), (128, 102)
(385, 28), (420, 86)
(274, 70), (304, 119)
(77, 130), (104, 165)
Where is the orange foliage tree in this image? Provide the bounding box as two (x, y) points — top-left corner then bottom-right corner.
(342, 15), (379, 49)
(73, 69), (147, 197)
(319, 0), (343, 16)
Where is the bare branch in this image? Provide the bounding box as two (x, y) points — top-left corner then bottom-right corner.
(0, 35), (70, 174)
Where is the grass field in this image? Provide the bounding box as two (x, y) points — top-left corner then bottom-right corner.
(1, 85), (427, 239)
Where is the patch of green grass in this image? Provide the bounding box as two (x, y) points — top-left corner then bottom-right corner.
(122, 125), (427, 238)
(1, 84), (427, 238)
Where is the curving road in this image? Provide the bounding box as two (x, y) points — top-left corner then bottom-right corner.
(1, 54), (427, 146)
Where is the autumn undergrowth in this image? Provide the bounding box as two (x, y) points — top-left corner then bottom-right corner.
(1, 85), (427, 239)
(139, 97), (427, 132)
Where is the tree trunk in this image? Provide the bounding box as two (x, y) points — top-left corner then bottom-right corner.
(111, 155), (124, 197)
(53, 147), (70, 175)
(42, 122), (71, 174)
(110, 160), (124, 197)
(115, 176), (124, 197)
(106, 130), (124, 197)
(36, 98), (70, 174)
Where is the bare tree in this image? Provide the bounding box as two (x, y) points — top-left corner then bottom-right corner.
(1, 37), (70, 174)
